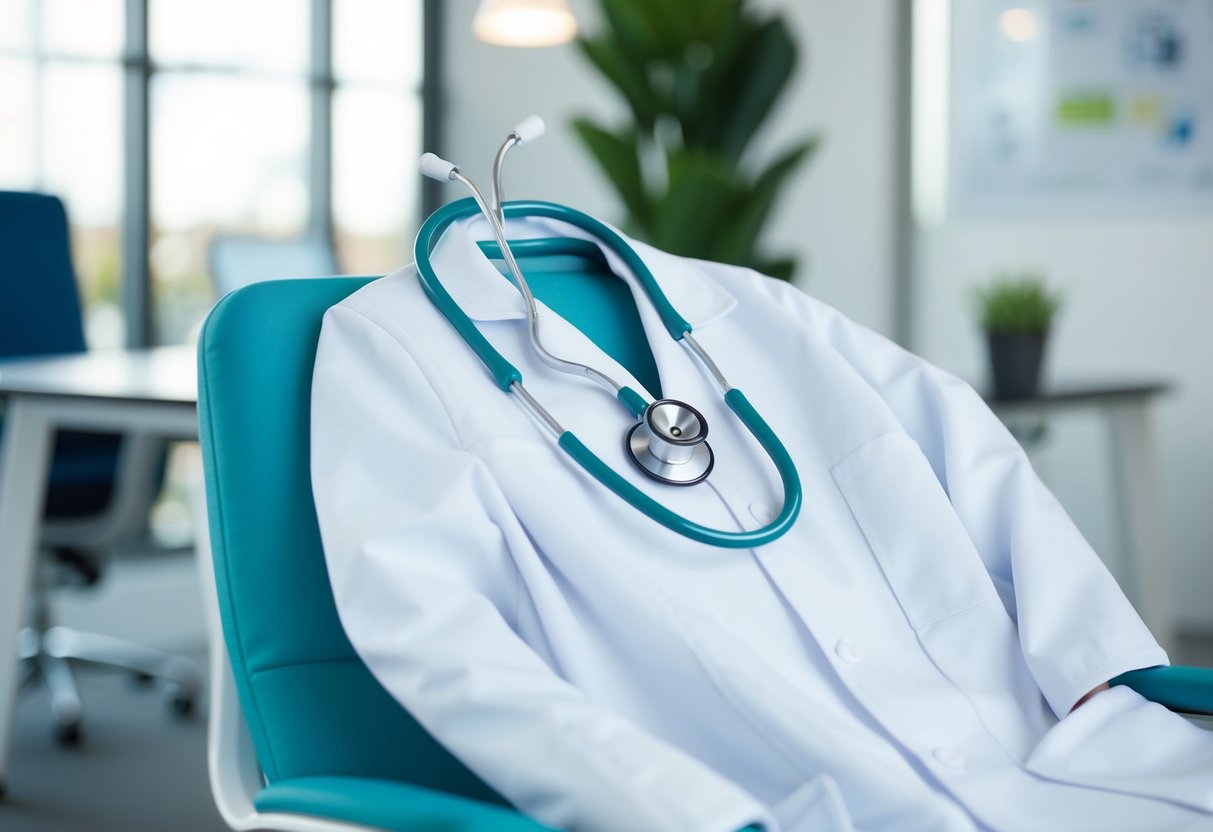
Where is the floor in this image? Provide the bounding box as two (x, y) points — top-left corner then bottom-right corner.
(1, 646), (225, 832)
(1, 636), (1212, 831)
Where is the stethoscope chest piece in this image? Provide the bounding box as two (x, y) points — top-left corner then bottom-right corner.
(626, 399), (714, 486)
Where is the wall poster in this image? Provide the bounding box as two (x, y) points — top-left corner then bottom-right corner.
(952, 0), (1213, 214)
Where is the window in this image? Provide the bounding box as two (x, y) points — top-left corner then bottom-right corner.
(0, 0), (125, 346)
(0, 0), (432, 346)
(333, 0), (423, 274)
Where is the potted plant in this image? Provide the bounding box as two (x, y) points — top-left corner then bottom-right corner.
(975, 272), (1062, 399)
(571, 0), (818, 281)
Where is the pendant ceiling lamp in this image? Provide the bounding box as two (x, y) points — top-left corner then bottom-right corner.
(472, 0), (578, 47)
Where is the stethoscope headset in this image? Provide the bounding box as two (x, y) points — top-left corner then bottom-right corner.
(415, 117), (801, 548)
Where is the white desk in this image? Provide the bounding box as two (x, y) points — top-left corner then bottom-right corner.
(987, 380), (1175, 653)
(0, 346), (197, 796)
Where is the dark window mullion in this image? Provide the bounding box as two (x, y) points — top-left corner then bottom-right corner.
(310, 0), (334, 248)
(30, 0), (44, 184)
(421, 0), (442, 217)
(122, 0), (151, 347)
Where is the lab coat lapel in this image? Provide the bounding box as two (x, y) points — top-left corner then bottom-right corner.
(429, 215), (738, 409)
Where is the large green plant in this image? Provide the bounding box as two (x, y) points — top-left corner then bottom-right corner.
(573, 0), (818, 280)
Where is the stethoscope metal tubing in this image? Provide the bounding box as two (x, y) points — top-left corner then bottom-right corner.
(680, 332), (731, 393)
(451, 173), (622, 398)
(491, 135), (517, 226)
(511, 382), (564, 438)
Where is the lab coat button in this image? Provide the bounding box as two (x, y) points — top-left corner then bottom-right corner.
(933, 747), (965, 768)
(749, 502), (773, 523)
(834, 639), (862, 664)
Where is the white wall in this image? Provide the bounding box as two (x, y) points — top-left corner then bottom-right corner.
(440, 0), (899, 333)
(917, 217), (1213, 631)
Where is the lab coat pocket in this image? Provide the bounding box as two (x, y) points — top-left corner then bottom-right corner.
(1024, 684), (1213, 814)
(772, 774), (856, 832)
(831, 432), (999, 630)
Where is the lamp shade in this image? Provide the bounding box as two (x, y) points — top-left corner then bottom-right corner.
(472, 0), (578, 47)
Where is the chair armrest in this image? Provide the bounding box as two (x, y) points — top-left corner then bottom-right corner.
(255, 776), (557, 831)
(1111, 665), (1213, 716)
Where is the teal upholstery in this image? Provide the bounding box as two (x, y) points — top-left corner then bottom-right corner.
(198, 278), (544, 827)
(255, 777), (552, 831)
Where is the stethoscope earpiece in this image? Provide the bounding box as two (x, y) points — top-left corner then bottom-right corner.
(626, 400), (714, 486)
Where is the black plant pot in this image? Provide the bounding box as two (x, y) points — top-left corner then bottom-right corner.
(986, 330), (1047, 399)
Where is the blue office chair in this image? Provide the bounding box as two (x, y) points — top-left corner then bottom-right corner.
(0, 191), (199, 746)
(197, 273), (1212, 832)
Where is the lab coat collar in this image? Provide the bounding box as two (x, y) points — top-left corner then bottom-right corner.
(425, 213), (738, 329)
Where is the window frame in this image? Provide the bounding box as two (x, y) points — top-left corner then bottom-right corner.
(4, 0), (441, 346)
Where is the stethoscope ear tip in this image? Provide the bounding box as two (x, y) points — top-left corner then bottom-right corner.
(512, 115), (545, 144)
(419, 152), (458, 181)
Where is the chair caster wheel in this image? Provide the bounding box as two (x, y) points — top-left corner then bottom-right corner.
(55, 721), (82, 748)
(166, 687), (195, 719)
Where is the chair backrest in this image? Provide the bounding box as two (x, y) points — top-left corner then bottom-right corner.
(0, 191), (122, 511)
(197, 256), (660, 796)
(209, 234), (339, 298)
(0, 191), (87, 358)
(197, 277), (503, 802)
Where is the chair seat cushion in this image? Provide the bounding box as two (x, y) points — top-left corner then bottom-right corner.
(255, 776), (555, 831)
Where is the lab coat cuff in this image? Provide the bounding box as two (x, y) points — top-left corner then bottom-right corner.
(1044, 644), (1170, 718)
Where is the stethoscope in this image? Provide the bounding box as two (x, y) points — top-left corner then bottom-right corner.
(415, 117), (801, 548)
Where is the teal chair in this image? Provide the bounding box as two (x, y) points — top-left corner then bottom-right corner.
(197, 276), (552, 831)
(197, 273), (1211, 832)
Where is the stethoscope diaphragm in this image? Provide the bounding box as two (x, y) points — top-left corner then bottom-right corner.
(626, 399), (714, 486)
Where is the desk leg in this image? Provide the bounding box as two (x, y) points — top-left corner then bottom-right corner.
(0, 399), (53, 795)
(1106, 401), (1175, 655)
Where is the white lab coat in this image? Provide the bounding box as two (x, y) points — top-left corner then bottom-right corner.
(310, 213), (1213, 832)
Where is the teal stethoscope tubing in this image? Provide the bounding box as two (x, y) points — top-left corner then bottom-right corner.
(414, 197), (802, 549)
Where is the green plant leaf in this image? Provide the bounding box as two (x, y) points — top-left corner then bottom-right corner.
(974, 273), (1062, 333)
(714, 137), (818, 264)
(707, 18), (798, 162)
(577, 36), (661, 132)
(677, 15), (756, 148)
(637, 0), (700, 59)
(572, 0), (815, 281)
(598, 0), (663, 59)
(751, 255), (796, 281)
(571, 119), (652, 229)
(650, 150), (737, 257)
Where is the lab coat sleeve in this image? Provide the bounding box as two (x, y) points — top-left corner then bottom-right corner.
(777, 281), (1168, 719)
(310, 303), (775, 832)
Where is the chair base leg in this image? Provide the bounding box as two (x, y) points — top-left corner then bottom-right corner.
(38, 652), (83, 746)
(17, 625), (202, 747)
